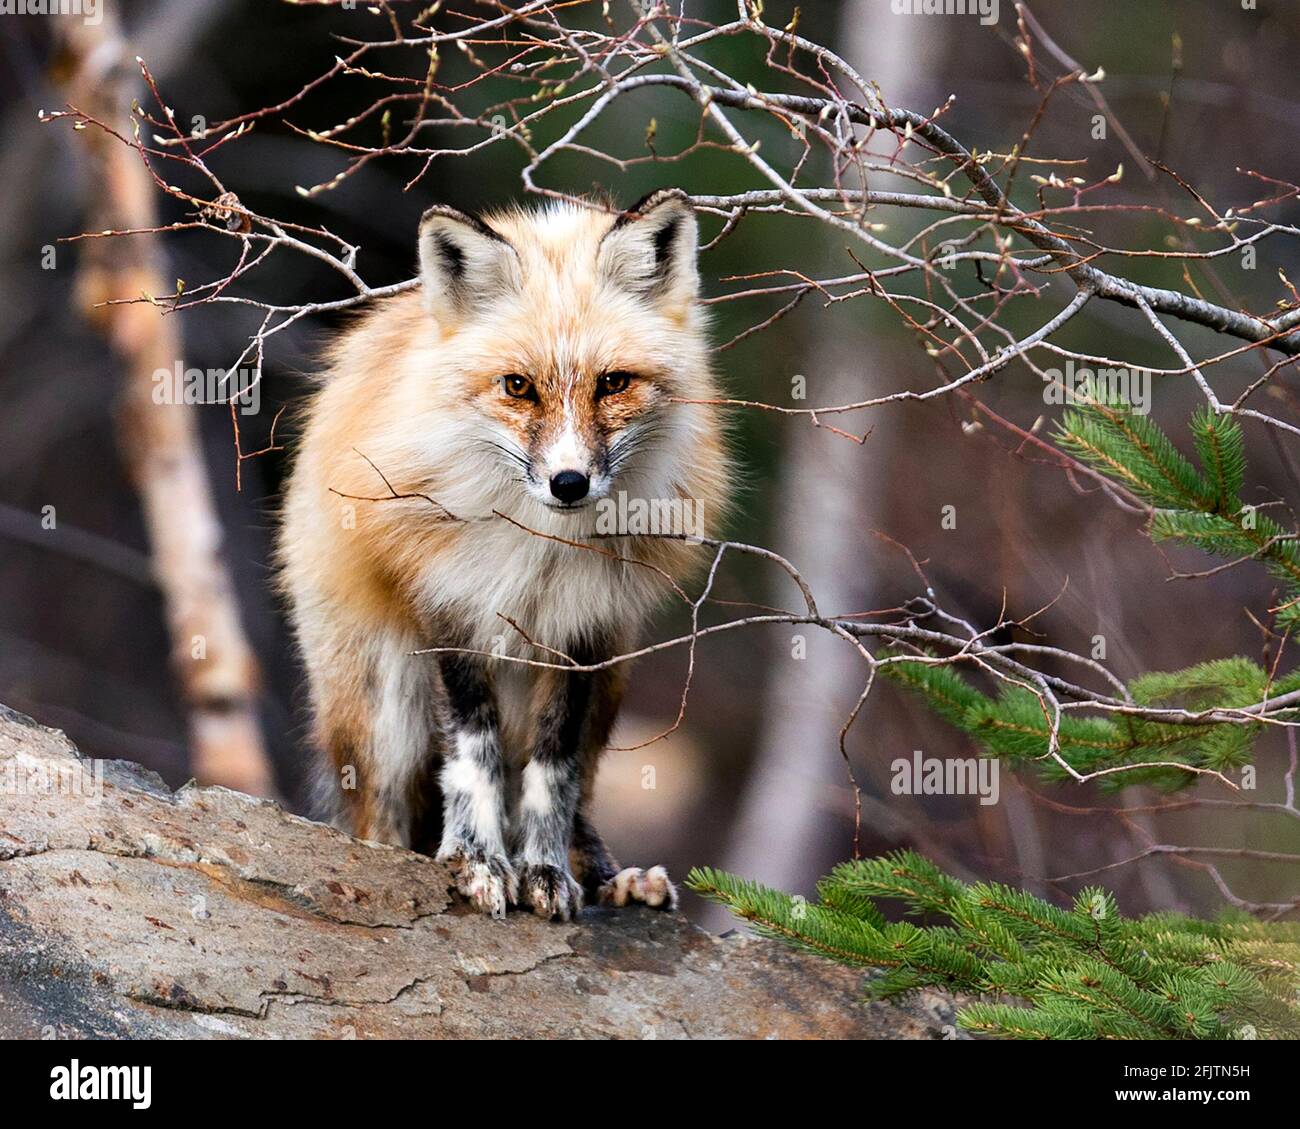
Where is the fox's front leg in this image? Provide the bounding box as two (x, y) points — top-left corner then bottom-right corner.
(436, 654), (516, 918)
(513, 655), (609, 921)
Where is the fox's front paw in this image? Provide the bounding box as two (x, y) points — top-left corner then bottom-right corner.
(438, 846), (517, 920)
(597, 865), (678, 910)
(518, 862), (583, 922)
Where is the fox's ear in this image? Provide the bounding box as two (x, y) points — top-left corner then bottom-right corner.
(418, 205), (518, 318)
(597, 189), (699, 309)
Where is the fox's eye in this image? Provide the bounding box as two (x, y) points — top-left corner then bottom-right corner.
(597, 370), (633, 398)
(502, 374), (535, 401)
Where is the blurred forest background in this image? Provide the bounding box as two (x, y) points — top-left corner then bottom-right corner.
(0, 0), (1296, 924)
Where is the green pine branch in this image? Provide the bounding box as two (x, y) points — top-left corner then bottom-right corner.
(688, 851), (1300, 1040)
(881, 654), (1287, 789)
(874, 401), (1300, 789)
(1057, 399), (1300, 628)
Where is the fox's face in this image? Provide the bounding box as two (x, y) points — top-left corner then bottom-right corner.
(415, 192), (711, 517)
(475, 358), (664, 510)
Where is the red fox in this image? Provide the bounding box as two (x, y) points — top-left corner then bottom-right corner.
(279, 190), (730, 921)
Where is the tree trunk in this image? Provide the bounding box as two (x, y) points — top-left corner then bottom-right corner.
(60, 13), (275, 798)
(718, 0), (954, 902)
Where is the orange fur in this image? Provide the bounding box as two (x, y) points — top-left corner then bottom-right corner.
(278, 193), (731, 858)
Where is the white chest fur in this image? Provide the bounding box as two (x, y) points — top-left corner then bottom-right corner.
(416, 516), (658, 656)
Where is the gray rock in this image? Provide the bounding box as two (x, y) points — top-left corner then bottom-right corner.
(0, 709), (960, 1039)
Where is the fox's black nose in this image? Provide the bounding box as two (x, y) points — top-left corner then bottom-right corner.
(549, 470), (590, 504)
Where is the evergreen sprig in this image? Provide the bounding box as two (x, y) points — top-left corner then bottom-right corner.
(1057, 399), (1300, 628)
(688, 851), (1300, 1040)
(875, 399), (1300, 787)
(880, 654), (1295, 789)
